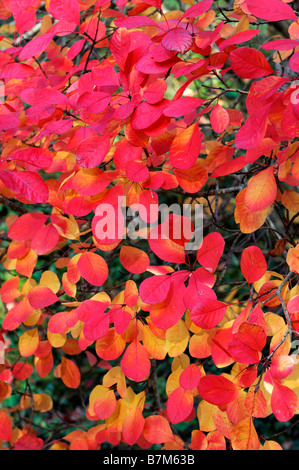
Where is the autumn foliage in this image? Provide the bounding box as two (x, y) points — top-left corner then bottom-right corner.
(0, 0), (299, 451)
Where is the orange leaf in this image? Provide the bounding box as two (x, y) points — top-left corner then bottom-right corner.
(77, 252), (108, 286)
(0, 411), (12, 441)
(120, 246), (150, 274)
(198, 374), (240, 406)
(60, 357), (81, 389)
(90, 385), (117, 420)
(143, 415), (174, 444)
(121, 339), (151, 382)
(235, 188), (269, 233)
(122, 406), (145, 445)
(230, 417), (259, 450)
(245, 167), (277, 212)
(191, 430), (208, 450)
(245, 389), (268, 418)
(169, 123), (203, 170)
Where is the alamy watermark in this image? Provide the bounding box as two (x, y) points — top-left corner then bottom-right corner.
(291, 339), (299, 365)
(93, 197), (204, 252)
(290, 80), (299, 105)
(0, 80), (4, 105)
(0, 340), (5, 365)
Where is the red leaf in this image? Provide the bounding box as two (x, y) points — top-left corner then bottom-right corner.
(219, 29), (260, 51)
(235, 106), (270, 149)
(271, 380), (298, 422)
(125, 161), (149, 183)
(211, 155), (247, 177)
(139, 274), (172, 304)
(245, 0), (297, 21)
(0, 411), (12, 441)
(0, 276), (20, 304)
(92, 386), (117, 420)
(210, 104), (230, 134)
(163, 97), (203, 117)
(9, 147), (53, 169)
(148, 217), (187, 264)
(12, 362), (34, 380)
(21, 87), (70, 107)
(150, 275), (188, 329)
(0, 63), (34, 79)
(240, 246), (267, 283)
(198, 374), (240, 406)
(27, 286), (59, 309)
(121, 339), (151, 382)
(144, 80), (167, 104)
(3, 298), (34, 331)
(179, 364), (201, 390)
(169, 123), (203, 170)
(196, 232), (225, 273)
(114, 16), (158, 29)
(67, 38), (85, 60)
(0, 115), (20, 130)
(190, 298), (227, 329)
(228, 323), (267, 364)
(14, 433), (43, 450)
(110, 27), (130, 71)
(191, 430), (208, 450)
(161, 28), (193, 54)
(130, 100), (166, 130)
(262, 39), (299, 51)
(76, 135), (111, 168)
(48, 0), (80, 24)
(31, 224), (60, 255)
(289, 51), (299, 73)
(18, 32), (54, 61)
(166, 387), (194, 424)
(8, 213), (48, 241)
(0, 170), (49, 203)
(287, 295), (299, 314)
(270, 356), (295, 380)
(182, 0), (213, 19)
(230, 47), (274, 79)
(75, 299), (110, 341)
(77, 252), (108, 287)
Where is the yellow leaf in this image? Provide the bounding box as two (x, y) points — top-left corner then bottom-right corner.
(165, 320), (190, 357)
(40, 270), (60, 293)
(103, 366), (127, 398)
(197, 400), (217, 432)
(47, 331), (67, 348)
(287, 244), (299, 274)
(19, 328), (39, 357)
(21, 393), (53, 412)
(171, 354), (190, 372)
(235, 15), (250, 34)
(166, 369), (182, 397)
(142, 325), (167, 360)
(230, 417), (259, 450)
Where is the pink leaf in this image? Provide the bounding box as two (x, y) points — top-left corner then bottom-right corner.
(0, 170), (49, 203)
(161, 28), (193, 54)
(18, 32), (54, 61)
